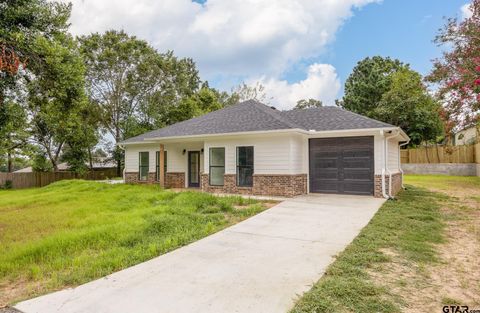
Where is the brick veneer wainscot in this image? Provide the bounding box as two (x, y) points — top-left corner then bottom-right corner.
(201, 173), (307, 197)
(374, 172), (402, 198)
(125, 172), (185, 188)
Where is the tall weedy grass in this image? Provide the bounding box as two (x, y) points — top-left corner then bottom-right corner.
(0, 180), (266, 303)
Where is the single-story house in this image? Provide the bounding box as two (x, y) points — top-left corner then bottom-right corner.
(119, 100), (410, 198)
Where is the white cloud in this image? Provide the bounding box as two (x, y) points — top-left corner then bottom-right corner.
(461, 3), (473, 19)
(253, 63), (341, 110)
(62, 0), (377, 108)
(63, 0), (377, 78)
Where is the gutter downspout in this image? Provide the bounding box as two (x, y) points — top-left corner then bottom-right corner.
(381, 130), (389, 199)
(382, 129), (400, 199)
(386, 130), (401, 198)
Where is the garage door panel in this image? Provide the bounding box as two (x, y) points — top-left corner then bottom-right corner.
(313, 169), (338, 179)
(314, 181), (341, 193)
(343, 181), (373, 195)
(309, 136), (374, 195)
(343, 169), (372, 180)
(343, 150), (371, 158)
(342, 159), (372, 169)
(314, 159), (338, 169)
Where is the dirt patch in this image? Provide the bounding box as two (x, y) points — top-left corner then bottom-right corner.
(369, 185), (480, 312)
(0, 279), (41, 308)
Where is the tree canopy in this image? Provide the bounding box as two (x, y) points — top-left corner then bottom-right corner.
(294, 99), (322, 110)
(427, 0), (480, 136)
(338, 56), (406, 117)
(338, 56), (444, 145)
(375, 69), (444, 145)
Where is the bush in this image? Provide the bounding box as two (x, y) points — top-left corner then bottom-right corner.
(3, 180), (12, 189)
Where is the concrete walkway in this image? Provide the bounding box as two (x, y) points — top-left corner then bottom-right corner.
(15, 194), (385, 313)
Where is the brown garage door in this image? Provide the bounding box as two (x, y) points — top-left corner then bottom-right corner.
(309, 136), (374, 195)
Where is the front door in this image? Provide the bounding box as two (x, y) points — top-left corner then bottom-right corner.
(188, 151), (200, 187)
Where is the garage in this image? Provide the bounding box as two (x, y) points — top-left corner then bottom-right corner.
(309, 136), (374, 195)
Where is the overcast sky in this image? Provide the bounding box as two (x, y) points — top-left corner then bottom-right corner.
(63, 0), (471, 110)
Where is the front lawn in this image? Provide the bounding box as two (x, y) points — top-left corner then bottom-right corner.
(291, 175), (480, 313)
(0, 180), (271, 306)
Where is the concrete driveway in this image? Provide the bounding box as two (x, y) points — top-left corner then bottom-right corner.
(15, 194), (385, 313)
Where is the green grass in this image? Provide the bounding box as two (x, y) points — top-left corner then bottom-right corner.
(404, 174), (480, 191)
(291, 177), (456, 313)
(0, 180), (267, 303)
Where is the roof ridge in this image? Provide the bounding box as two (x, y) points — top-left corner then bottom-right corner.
(249, 100), (300, 129)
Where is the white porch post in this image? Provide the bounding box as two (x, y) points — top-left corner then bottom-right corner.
(159, 144), (165, 188)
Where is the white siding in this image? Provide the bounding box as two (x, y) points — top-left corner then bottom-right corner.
(204, 133), (305, 175)
(387, 138), (400, 173)
(124, 142), (204, 179)
(124, 144), (158, 173)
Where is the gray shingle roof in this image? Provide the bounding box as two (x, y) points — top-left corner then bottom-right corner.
(121, 100), (394, 143)
(282, 106), (393, 131)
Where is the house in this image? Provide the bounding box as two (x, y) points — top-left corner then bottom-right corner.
(119, 100), (409, 198)
(454, 126), (478, 146)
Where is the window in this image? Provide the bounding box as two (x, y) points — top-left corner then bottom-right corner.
(209, 148), (225, 186)
(155, 151), (167, 181)
(236, 146), (253, 187)
(139, 152), (149, 181)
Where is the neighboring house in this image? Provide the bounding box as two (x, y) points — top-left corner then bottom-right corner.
(119, 100), (409, 198)
(454, 126), (478, 146)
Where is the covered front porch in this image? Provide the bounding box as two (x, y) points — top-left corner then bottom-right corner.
(123, 139), (205, 189)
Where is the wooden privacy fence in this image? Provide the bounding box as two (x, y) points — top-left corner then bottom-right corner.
(401, 143), (480, 164)
(0, 169), (119, 189)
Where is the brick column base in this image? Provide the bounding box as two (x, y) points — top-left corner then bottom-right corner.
(374, 172), (403, 197)
(125, 172), (185, 188)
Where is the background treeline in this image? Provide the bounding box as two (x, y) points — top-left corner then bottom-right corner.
(0, 1), (254, 174)
(1, 0), (479, 173)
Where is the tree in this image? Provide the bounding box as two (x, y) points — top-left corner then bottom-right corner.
(27, 34), (95, 172)
(426, 0), (480, 136)
(294, 98), (323, 110)
(231, 82), (270, 103)
(79, 30), (201, 175)
(337, 56), (407, 117)
(375, 69), (444, 145)
(0, 0), (71, 132)
(0, 101), (30, 172)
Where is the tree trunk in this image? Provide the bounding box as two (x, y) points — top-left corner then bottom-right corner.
(424, 144), (430, 163)
(7, 151), (13, 172)
(88, 147), (93, 170)
(115, 127), (122, 177)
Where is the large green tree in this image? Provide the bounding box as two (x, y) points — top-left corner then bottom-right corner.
(338, 56), (406, 117)
(0, 0), (71, 132)
(375, 69), (444, 145)
(27, 34), (97, 172)
(1, 0), (98, 172)
(338, 56), (444, 145)
(79, 30), (201, 175)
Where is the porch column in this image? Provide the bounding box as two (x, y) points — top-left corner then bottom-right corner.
(159, 143), (165, 188)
